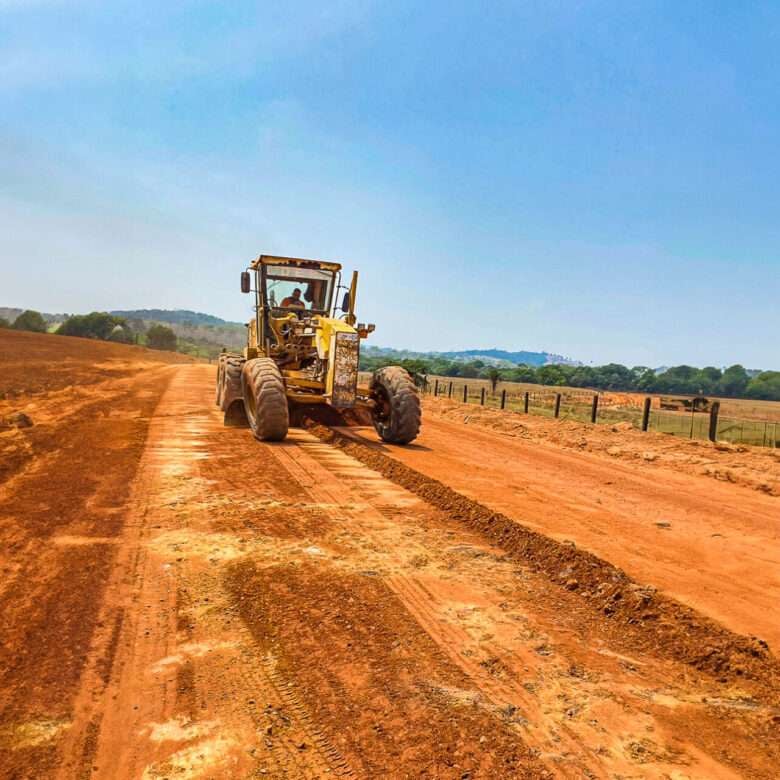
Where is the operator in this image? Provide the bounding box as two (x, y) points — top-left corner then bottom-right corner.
(281, 288), (305, 309)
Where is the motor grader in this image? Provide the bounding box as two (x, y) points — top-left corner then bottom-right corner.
(216, 254), (421, 444)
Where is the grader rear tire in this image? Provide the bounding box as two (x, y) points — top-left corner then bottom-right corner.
(221, 355), (248, 426)
(370, 366), (421, 445)
(216, 355), (226, 406)
(241, 358), (289, 441)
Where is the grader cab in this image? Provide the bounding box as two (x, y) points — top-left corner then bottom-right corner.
(216, 254), (421, 444)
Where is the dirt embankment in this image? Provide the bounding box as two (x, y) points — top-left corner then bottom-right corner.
(428, 397), (780, 496)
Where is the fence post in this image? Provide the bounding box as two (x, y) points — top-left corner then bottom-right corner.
(463, 384), (468, 403)
(641, 397), (651, 432)
(554, 393), (562, 418)
(524, 391), (529, 413)
(434, 379), (439, 396)
(708, 401), (720, 442)
(448, 381), (453, 398)
(478, 387), (484, 405)
(500, 389), (506, 410)
(591, 394), (599, 424)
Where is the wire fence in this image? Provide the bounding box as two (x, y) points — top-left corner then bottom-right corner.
(424, 378), (780, 449)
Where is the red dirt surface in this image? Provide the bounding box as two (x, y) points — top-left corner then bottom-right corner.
(1, 334), (778, 778)
(339, 398), (780, 653)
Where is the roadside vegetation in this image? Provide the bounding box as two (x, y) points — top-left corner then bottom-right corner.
(10, 310), (48, 333)
(360, 354), (780, 401)
(1, 308), (215, 358)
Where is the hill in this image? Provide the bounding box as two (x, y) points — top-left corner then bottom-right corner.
(437, 348), (579, 367)
(362, 345), (578, 367)
(110, 309), (243, 327)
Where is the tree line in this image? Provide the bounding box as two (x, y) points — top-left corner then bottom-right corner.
(359, 354), (780, 402)
(1, 309), (178, 351)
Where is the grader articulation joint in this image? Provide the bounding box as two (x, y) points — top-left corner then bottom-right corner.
(216, 254), (421, 445)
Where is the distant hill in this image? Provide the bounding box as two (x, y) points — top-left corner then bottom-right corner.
(110, 309), (243, 327)
(437, 348), (579, 367)
(109, 310), (246, 354)
(363, 345), (579, 367)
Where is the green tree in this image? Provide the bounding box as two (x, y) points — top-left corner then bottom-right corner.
(509, 365), (538, 383)
(146, 324), (177, 351)
(696, 366), (722, 395)
(13, 310), (47, 333)
(108, 325), (134, 343)
(0, 316), (10, 328)
(745, 371), (780, 401)
(718, 364), (749, 397)
(536, 364), (568, 386)
(566, 366), (597, 388)
(486, 367), (500, 394)
(58, 312), (127, 340)
(593, 363), (636, 390)
(457, 363), (479, 378)
(660, 365), (701, 395)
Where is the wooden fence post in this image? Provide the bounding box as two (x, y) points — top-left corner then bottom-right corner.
(448, 381), (453, 398)
(524, 391), (529, 413)
(591, 394), (599, 424)
(480, 388), (485, 405)
(554, 393), (562, 418)
(708, 401), (720, 442)
(500, 389), (506, 410)
(641, 397), (651, 431)
(463, 384), (468, 403)
(434, 379), (439, 396)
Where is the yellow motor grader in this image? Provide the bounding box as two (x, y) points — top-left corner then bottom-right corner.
(216, 254), (421, 444)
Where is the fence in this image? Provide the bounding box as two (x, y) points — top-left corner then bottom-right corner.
(425, 379), (779, 449)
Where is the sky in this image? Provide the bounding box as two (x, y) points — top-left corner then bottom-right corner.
(1, 1), (779, 369)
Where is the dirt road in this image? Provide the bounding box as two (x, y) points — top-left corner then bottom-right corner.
(1, 345), (779, 777)
(339, 403), (780, 651)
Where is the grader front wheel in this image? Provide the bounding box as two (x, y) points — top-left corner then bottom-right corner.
(241, 358), (289, 441)
(370, 366), (421, 445)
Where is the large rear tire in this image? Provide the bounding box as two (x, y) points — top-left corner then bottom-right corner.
(241, 358), (289, 441)
(216, 355), (227, 406)
(220, 355), (248, 426)
(370, 366), (421, 444)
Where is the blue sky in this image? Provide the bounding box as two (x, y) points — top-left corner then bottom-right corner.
(1, 1), (778, 368)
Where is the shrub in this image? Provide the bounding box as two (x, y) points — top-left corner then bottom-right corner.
(146, 324), (177, 351)
(12, 310), (47, 333)
(58, 312), (127, 340)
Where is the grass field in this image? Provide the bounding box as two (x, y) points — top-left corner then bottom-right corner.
(420, 374), (780, 447)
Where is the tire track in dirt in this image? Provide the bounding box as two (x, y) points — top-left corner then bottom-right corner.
(56, 367), (345, 779)
(0, 367), (181, 779)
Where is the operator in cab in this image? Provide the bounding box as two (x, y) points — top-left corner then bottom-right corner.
(281, 288), (305, 309)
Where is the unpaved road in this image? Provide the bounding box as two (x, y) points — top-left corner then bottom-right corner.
(338, 403), (780, 651)
(1, 341), (779, 778)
